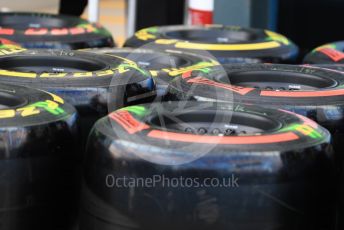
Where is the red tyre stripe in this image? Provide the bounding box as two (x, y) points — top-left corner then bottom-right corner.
(319, 48), (344, 62)
(109, 111), (150, 134)
(147, 130), (299, 144)
(0, 28), (14, 35)
(260, 89), (344, 97)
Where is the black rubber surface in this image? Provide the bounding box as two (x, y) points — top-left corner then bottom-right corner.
(80, 102), (336, 230)
(0, 83), (79, 230)
(0, 12), (115, 49)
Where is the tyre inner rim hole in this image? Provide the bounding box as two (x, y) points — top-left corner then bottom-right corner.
(149, 111), (280, 136)
(0, 15), (76, 29)
(0, 91), (27, 109)
(221, 70), (337, 90)
(129, 53), (189, 69)
(164, 29), (257, 43)
(0, 56), (108, 73)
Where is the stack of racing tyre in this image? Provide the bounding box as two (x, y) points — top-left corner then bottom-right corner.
(0, 12), (342, 230)
(0, 12), (152, 230)
(80, 25), (342, 230)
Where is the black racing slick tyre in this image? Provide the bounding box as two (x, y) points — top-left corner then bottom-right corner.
(0, 12), (115, 49)
(303, 41), (344, 64)
(0, 83), (79, 230)
(0, 48), (156, 149)
(84, 47), (219, 96)
(80, 102), (336, 230)
(166, 64), (344, 157)
(124, 25), (299, 64)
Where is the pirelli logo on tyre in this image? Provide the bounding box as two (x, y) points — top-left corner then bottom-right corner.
(0, 24), (99, 36)
(164, 61), (219, 77)
(0, 97), (65, 119)
(186, 76), (255, 95)
(0, 62), (146, 78)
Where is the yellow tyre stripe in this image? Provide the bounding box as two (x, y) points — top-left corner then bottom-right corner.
(0, 110), (15, 118)
(40, 73), (68, 78)
(174, 41), (281, 51)
(73, 72), (93, 77)
(0, 70), (36, 78)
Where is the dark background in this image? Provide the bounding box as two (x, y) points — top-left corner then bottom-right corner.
(278, 0), (344, 53)
(135, 0), (344, 56)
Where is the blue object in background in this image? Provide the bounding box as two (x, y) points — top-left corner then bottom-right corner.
(214, 0), (279, 31)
